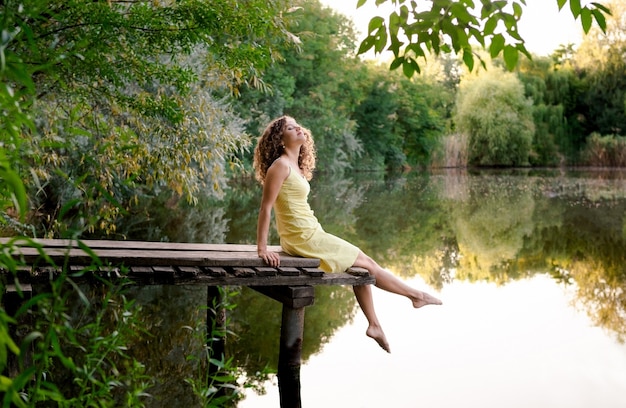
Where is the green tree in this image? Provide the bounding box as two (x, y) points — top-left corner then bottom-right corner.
(574, 0), (626, 136)
(352, 68), (402, 170)
(393, 74), (449, 166)
(455, 67), (534, 166)
(1, 0), (296, 236)
(357, 0), (610, 76)
(516, 56), (570, 165)
(235, 0), (367, 173)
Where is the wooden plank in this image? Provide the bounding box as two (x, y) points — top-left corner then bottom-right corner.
(205, 267), (227, 277)
(4, 283), (32, 294)
(232, 267), (255, 278)
(176, 266), (200, 277)
(278, 267), (301, 276)
(255, 267), (277, 277)
(2, 247), (320, 268)
(0, 237), (281, 253)
(3, 265), (374, 286)
(346, 266), (371, 277)
(168, 274), (373, 287)
(302, 268), (324, 277)
(318, 272), (376, 286)
(0, 239), (374, 287)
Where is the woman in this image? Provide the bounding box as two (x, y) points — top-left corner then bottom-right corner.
(254, 115), (442, 353)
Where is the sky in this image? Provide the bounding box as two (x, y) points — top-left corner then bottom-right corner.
(318, 0), (586, 57)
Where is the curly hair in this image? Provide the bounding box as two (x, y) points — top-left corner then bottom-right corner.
(253, 115), (317, 183)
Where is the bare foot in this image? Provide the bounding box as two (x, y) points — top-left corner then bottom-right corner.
(412, 291), (443, 308)
(366, 326), (391, 353)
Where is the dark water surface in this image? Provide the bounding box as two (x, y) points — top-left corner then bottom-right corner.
(117, 168), (626, 408)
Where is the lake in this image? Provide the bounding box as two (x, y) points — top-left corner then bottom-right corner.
(116, 168), (626, 408)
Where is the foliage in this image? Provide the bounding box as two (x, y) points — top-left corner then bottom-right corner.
(352, 70), (402, 170)
(1, 239), (151, 407)
(455, 67), (534, 166)
(581, 133), (626, 166)
(352, 64), (449, 170)
(0, 239), (247, 407)
(234, 0), (366, 173)
(0, 5), (31, 230)
(1, 0), (296, 237)
(393, 74), (450, 166)
(516, 57), (567, 165)
(357, 0), (610, 76)
(452, 174), (536, 281)
(574, 0), (626, 138)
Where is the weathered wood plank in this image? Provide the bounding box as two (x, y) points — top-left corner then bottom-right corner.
(1, 266), (375, 287)
(0, 237), (281, 253)
(0, 239), (374, 287)
(3, 247), (320, 268)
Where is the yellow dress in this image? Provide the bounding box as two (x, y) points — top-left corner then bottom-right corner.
(274, 167), (360, 273)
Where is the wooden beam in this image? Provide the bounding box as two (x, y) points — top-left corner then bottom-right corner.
(0, 237), (282, 253)
(252, 286), (315, 308)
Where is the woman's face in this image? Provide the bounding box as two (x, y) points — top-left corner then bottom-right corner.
(281, 118), (304, 147)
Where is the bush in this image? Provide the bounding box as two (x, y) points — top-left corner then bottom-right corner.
(582, 133), (626, 167)
(455, 68), (535, 166)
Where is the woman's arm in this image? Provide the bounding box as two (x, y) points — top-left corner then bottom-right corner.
(257, 159), (289, 267)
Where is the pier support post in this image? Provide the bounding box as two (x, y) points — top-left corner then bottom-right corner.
(253, 286), (315, 408)
(278, 304), (304, 408)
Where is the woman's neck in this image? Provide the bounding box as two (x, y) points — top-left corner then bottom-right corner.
(282, 148), (300, 166)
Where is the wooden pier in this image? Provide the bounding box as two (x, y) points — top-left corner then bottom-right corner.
(0, 237), (374, 407)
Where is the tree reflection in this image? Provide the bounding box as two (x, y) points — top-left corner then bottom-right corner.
(293, 169), (626, 344)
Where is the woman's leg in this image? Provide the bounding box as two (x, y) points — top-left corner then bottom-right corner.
(353, 252), (442, 308)
(352, 284), (390, 352)
(351, 251), (442, 353)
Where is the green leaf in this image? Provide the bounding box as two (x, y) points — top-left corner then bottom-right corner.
(0, 155), (27, 221)
(590, 2), (611, 14)
(357, 0), (367, 8)
(367, 16), (385, 34)
(402, 58), (415, 78)
(570, 0), (582, 18)
(591, 9), (607, 32)
(580, 8), (592, 33)
(484, 17), (498, 35)
(374, 28), (388, 54)
(469, 27), (485, 47)
(358, 36), (376, 54)
(390, 57), (404, 70)
(389, 11), (401, 37)
(503, 45), (519, 71)
(450, 3), (477, 24)
(462, 49), (475, 71)
(512, 2), (523, 19)
(388, 34), (404, 55)
(490, 34), (505, 58)
(557, 0), (567, 10)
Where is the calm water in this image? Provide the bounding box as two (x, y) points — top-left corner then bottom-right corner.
(116, 168), (626, 407)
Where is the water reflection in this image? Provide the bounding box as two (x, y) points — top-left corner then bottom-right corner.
(106, 168), (626, 405)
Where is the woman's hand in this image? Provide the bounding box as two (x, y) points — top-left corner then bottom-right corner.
(258, 248), (281, 267)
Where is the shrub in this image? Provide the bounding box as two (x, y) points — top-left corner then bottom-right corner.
(455, 68), (535, 166)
